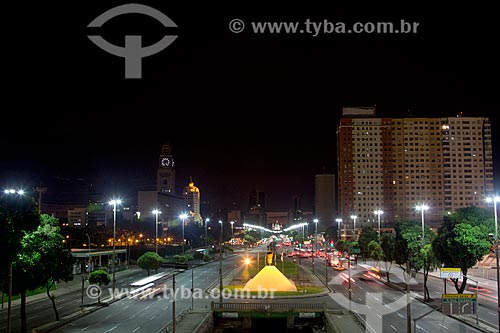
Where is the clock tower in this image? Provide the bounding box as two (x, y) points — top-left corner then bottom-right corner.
(157, 144), (176, 193)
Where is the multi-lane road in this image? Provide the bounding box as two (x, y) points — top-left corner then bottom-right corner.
(3, 247), (497, 332)
(300, 255), (497, 332)
(52, 257), (241, 333)
(0, 269), (147, 333)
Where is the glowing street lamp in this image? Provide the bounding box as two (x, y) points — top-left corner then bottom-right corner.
(415, 205), (429, 245)
(179, 213), (188, 254)
(205, 218), (210, 247)
(3, 188), (25, 333)
(485, 196), (500, 328)
(374, 210), (384, 242)
(108, 199), (122, 299)
(336, 218), (342, 240)
(230, 221), (235, 238)
(350, 215), (357, 240)
(152, 209), (161, 254)
(218, 220), (223, 304)
(312, 219), (319, 273)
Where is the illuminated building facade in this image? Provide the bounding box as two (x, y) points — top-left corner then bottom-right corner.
(337, 108), (493, 227)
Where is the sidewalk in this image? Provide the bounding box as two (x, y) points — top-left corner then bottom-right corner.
(362, 260), (499, 333)
(1, 266), (142, 311)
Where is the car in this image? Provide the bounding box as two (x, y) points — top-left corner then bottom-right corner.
(357, 267), (381, 281)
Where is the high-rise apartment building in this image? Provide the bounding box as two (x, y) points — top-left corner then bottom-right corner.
(337, 109), (493, 227)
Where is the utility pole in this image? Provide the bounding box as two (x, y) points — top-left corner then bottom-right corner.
(219, 220), (223, 304)
(33, 186), (47, 214)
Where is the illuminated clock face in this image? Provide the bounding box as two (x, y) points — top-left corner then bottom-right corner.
(161, 158), (170, 167)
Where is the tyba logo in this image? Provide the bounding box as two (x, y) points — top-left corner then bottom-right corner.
(328, 273), (419, 332)
(88, 3), (177, 79)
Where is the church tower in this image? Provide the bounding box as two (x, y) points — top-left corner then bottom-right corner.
(157, 144), (176, 193)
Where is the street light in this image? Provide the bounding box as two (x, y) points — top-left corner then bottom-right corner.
(336, 218), (342, 240)
(152, 209), (161, 254)
(218, 220), (223, 304)
(85, 233), (91, 269)
(415, 205), (429, 245)
(485, 196), (500, 329)
(205, 218), (210, 247)
(350, 215), (357, 240)
(108, 199), (122, 299)
(312, 219), (319, 273)
(374, 210), (384, 242)
(4, 188), (25, 333)
(230, 221), (235, 239)
(179, 213), (188, 254)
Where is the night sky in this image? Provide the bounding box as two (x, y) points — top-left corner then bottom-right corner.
(2, 2), (498, 212)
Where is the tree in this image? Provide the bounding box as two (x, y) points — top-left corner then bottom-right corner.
(88, 270), (110, 303)
(368, 240), (383, 266)
(433, 215), (491, 293)
(137, 252), (164, 276)
(25, 215), (74, 320)
(380, 232), (396, 282)
(420, 243), (440, 301)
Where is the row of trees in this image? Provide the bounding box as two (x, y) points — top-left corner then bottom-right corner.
(1, 195), (75, 333)
(331, 206), (495, 301)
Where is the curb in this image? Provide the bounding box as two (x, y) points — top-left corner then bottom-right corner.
(381, 278), (498, 333)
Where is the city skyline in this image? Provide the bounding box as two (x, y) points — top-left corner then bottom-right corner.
(2, 3), (498, 212)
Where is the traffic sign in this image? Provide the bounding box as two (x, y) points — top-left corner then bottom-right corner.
(440, 267), (461, 279)
(442, 293), (477, 302)
(442, 301), (476, 315)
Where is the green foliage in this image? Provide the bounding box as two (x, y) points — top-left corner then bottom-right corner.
(432, 207), (491, 293)
(137, 252), (164, 275)
(243, 233), (255, 243)
(89, 269), (110, 303)
(368, 240), (383, 262)
(89, 269), (111, 286)
(27, 215), (74, 285)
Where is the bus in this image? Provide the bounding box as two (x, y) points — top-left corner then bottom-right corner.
(129, 271), (171, 299)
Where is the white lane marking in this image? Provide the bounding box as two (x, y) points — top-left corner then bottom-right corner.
(390, 324), (398, 331)
(132, 327), (140, 332)
(416, 325), (430, 333)
(163, 306), (169, 310)
(366, 304), (371, 310)
(81, 326), (89, 331)
(104, 325), (118, 332)
(145, 305), (151, 310)
(396, 313), (405, 319)
(150, 315), (156, 320)
(377, 314), (382, 319)
(438, 324), (448, 330)
(123, 305), (129, 310)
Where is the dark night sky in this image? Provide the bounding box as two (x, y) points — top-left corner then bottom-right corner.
(2, 2), (498, 212)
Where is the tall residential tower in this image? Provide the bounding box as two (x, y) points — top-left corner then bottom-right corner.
(337, 108), (493, 227)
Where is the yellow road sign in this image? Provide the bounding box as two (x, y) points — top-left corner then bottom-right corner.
(442, 294), (477, 299)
